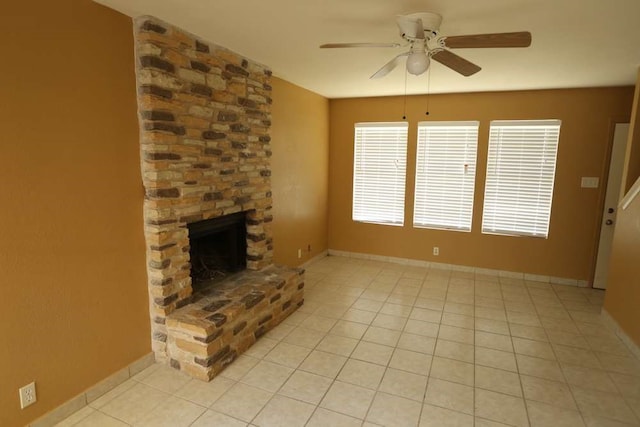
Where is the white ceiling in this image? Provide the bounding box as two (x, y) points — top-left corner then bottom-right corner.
(94, 0), (640, 99)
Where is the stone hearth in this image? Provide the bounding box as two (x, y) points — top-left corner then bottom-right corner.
(133, 16), (303, 379)
(167, 266), (304, 380)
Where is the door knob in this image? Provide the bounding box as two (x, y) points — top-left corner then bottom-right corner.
(606, 219), (613, 225)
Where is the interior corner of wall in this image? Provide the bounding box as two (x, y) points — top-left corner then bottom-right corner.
(600, 307), (640, 360)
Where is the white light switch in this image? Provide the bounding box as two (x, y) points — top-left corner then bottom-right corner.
(581, 177), (599, 188)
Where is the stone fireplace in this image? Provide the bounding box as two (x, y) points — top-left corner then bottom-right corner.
(133, 16), (304, 380)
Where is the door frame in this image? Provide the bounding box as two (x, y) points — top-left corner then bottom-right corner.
(589, 116), (631, 287)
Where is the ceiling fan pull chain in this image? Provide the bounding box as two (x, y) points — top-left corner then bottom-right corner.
(426, 66), (431, 116)
(402, 67), (408, 120)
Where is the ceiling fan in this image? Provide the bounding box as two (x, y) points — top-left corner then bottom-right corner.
(320, 12), (531, 78)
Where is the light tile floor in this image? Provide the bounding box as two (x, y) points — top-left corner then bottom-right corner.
(57, 256), (640, 427)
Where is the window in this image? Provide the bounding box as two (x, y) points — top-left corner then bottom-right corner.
(353, 122), (408, 226)
(413, 121), (479, 231)
(482, 120), (561, 238)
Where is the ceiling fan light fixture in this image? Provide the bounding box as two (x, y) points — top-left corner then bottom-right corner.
(406, 52), (430, 75)
(320, 12), (531, 79)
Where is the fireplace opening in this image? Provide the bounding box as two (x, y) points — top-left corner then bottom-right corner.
(187, 211), (247, 292)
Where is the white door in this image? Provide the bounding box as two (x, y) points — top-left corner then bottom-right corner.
(593, 123), (629, 289)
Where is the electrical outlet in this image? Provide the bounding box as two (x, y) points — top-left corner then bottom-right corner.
(19, 382), (36, 409)
(297, 249), (302, 259)
(433, 246), (439, 256)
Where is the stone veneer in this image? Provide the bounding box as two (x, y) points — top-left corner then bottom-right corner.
(133, 15), (303, 376)
(167, 266), (304, 380)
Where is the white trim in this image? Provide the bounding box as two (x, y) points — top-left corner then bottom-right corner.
(524, 273), (550, 283)
(300, 250), (329, 269)
(499, 270), (525, 279)
(29, 394), (86, 427)
(29, 353), (155, 427)
(327, 249), (586, 285)
(491, 119), (562, 128)
(621, 175), (640, 210)
(601, 308), (640, 361)
(550, 276), (580, 287)
(84, 367), (130, 403)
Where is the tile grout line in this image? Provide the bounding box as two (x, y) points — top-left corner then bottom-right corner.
(471, 272), (477, 427)
(249, 313), (335, 426)
(527, 278), (585, 427)
(499, 275), (533, 427)
(306, 270), (378, 425)
(556, 287), (640, 426)
(360, 270), (406, 424)
(263, 264), (392, 425)
(70, 257), (635, 427)
(418, 269), (448, 426)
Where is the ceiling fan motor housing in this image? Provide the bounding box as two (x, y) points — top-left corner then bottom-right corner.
(407, 12), (443, 35)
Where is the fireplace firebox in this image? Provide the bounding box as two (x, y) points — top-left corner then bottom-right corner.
(187, 211), (247, 292)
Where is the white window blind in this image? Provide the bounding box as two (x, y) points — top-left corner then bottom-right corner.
(413, 121), (479, 232)
(482, 120), (561, 238)
(353, 122), (408, 226)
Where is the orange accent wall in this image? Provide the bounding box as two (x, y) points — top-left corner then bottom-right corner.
(604, 70), (640, 347)
(0, 2), (149, 426)
(329, 88), (633, 280)
(271, 78), (330, 266)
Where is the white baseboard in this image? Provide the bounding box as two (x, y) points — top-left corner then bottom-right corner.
(30, 352), (155, 427)
(328, 249), (588, 287)
(601, 308), (640, 361)
(300, 250), (328, 269)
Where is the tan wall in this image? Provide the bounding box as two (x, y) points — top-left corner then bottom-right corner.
(0, 2), (149, 426)
(329, 88), (633, 280)
(604, 71), (640, 347)
(271, 78), (329, 266)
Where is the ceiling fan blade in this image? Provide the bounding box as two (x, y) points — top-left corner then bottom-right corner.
(370, 52), (410, 79)
(396, 15), (425, 39)
(320, 42), (401, 48)
(431, 50), (481, 76)
(444, 31), (532, 48)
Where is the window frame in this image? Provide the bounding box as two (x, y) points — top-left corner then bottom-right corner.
(413, 120), (480, 232)
(352, 122), (408, 226)
(481, 119), (562, 239)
